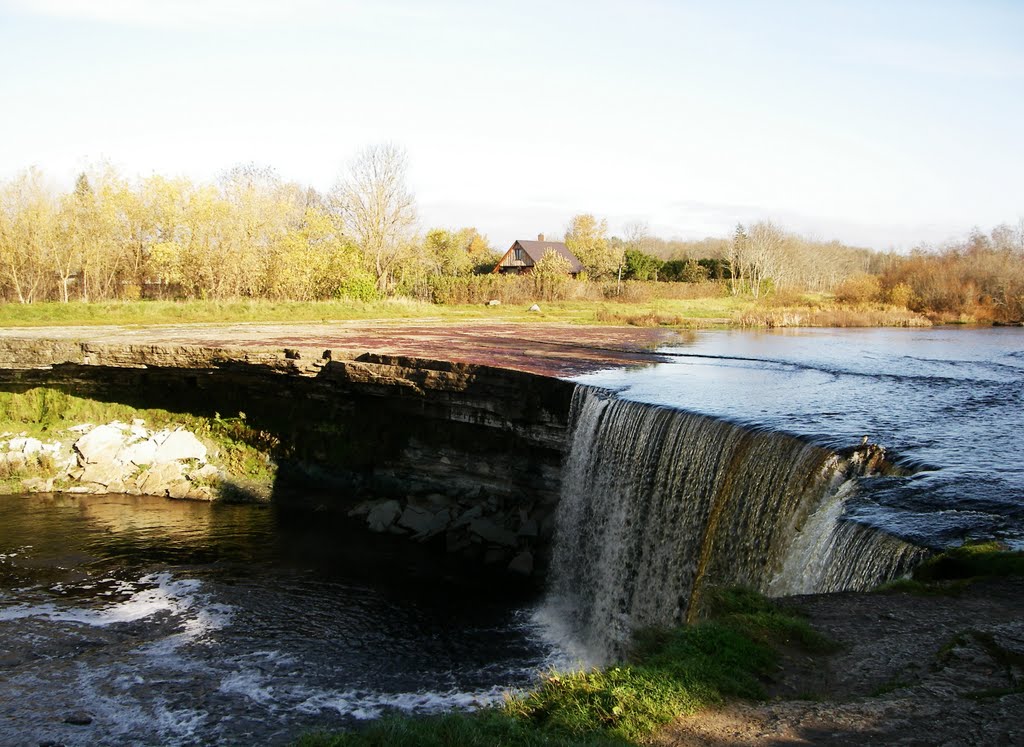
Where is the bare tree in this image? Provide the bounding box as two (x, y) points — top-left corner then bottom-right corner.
(333, 144), (416, 292)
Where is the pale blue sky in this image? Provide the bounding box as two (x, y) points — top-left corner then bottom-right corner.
(1, 0), (1021, 250)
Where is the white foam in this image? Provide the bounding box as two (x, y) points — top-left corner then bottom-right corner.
(0, 572), (232, 643)
(295, 685), (509, 720)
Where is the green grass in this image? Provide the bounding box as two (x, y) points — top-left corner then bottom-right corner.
(874, 541), (1024, 596)
(911, 541), (1024, 582)
(0, 387), (278, 494)
(297, 587), (832, 746)
(0, 295), (932, 330)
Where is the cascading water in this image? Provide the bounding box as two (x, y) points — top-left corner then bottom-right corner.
(545, 385), (928, 664)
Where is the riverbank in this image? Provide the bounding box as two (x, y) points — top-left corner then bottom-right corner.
(298, 570), (1024, 747)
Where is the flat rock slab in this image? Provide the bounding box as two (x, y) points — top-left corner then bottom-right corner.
(0, 321), (684, 377)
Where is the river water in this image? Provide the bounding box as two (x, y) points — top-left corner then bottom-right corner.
(2, 327), (1021, 744)
(578, 326), (1024, 549)
(0, 495), (554, 746)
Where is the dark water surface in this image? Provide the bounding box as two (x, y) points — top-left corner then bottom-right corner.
(0, 494), (553, 746)
(578, 326), (1024, 549)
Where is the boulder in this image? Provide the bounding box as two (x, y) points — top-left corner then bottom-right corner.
(397, 505), (435, 535)
(517, 519), (539, 538)
(21, 476), (54, 492)
(122, 438), (158, 466)
(152, 430), (207, 464)
(469, 517), (518, 547)
(507, 551), (534, 576)
(139, 461), (184, 496)
(79, 461), (127, 487)
(528, 304), (541, 312)
(74, 424), (127, 465)
(8, 436), (43, 455)
(366, 500), (402, 533)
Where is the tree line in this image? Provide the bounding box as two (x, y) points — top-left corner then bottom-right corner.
(2, 145), (1022, 321)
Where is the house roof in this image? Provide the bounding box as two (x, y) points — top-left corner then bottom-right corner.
(513, 240), (584, 274)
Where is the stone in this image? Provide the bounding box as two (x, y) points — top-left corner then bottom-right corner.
(397, 505), (435, 534)
(507, 550), (534, 575)
(152, 430), (207, 464)
(517, 519), (539, 538)
(79, 461), (127, 487)
(74, 424), (126, 465)
(416, 509), (452, 541)
(139, 461), (184, 496)
(453, 505), (483, 527)
(189, 464), (219, 482)
(185, 485), (214, 501)
(528, 304), (541, 312)
(469, 518), (518, 547)
(9, 436), (43, 454)
(64, 710), (93, 726)
(166, 481), (192, 499)
(366, 500), (402, 533)
(122, 438), (158, 466)
(20, 476), (54, 492)
(105, 480), (126, 494)
(484, 547), (511, 565)
(486, 299), (501, 306)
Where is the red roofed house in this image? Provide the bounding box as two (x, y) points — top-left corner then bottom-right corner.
(492, 234), (584, 276)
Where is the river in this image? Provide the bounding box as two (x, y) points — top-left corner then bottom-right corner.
(1, 326), (1021, 743)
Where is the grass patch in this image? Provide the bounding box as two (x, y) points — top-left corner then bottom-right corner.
(0, 295), (929, 330)
(298, 587), (830, 746)
(911, 541), (1024, 582)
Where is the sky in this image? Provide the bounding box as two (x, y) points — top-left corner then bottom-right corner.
(0, 0), (1021, 250)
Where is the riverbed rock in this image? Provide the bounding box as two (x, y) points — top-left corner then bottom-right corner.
(507, 550), (534, 575)
(469, 518), (518, 547)
(366, 500), (402, 532)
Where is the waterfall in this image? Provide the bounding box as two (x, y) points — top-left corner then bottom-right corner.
(546, 385), (925, 664)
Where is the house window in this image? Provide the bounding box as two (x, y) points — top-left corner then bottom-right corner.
(514, 248), (524, 262)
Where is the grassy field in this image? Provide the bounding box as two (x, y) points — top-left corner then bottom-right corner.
(0, 295), (929, 329)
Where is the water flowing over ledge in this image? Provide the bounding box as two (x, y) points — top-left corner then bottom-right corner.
(544, 385), (928, 663)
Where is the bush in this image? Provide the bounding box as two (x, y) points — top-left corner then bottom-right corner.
(834, 273), (882, 305)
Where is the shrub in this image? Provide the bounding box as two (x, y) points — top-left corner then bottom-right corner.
(834, 273), (882, 305)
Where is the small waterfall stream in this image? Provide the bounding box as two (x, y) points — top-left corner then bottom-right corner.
(546, 385), (928, 663)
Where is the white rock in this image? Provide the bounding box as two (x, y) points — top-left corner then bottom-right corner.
(121, 438), (158, 466)
(74, 424), (128, 465)
(139, 461), (184, 495)
(10, 437), (43, 455)
(67, 424), (93, 433)
(152, 430), (207, 464)
(528, 304), (541, 312)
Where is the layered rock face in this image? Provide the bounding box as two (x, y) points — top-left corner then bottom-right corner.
(0, 339), (575, 572)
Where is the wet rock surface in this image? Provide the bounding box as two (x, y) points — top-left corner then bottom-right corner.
(656, 578), (1024, 746)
